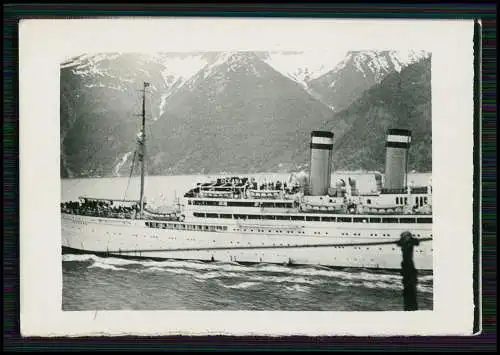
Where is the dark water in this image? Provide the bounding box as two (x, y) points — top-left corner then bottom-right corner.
(62, 254), (433, 311)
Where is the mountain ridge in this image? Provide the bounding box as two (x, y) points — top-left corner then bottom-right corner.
(59, 50), (431, 178)
(326, 56), (432, 172)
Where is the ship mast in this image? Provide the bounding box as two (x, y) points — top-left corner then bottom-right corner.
(138, 82), (149, 216)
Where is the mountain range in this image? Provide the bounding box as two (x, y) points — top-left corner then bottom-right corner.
(60, 49), (431, 178)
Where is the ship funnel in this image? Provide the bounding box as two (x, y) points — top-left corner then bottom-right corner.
(309, 130), (334, 196)
(384, 128), (412, 190)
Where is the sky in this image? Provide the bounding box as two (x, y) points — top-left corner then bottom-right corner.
(43, 18), (440, 63)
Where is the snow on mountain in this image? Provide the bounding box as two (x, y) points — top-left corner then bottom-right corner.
(261, 49), (428, 96)
(306, 50), (430, 113)
(351, 51), (393, 81)
(317, 49), (428, 83)
(153, 53), (209, 117)
(61, 49), (428, 89)
(60, 50), (429, 122)
(201, 51), (235, 79)
(201, 51), (261, 80)
(158, 54), (208, 87)
(262, 51), (348, 85)
(60, 52), (208, 88)
(148, 50), (338, 177)
(60, 52), (211, 119)
(173, 51), (262, 95)
(60, 49), (432, 178)
(60, 53), (123, 77)
(389, 50), (429, 72)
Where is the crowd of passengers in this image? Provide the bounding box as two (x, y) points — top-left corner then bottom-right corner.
(61, 199), (140, 219)
(203, 177), (300, 193)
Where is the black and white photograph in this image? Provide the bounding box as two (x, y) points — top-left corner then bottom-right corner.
(20, 18), (475, 337)
(60, 49), (434, 312)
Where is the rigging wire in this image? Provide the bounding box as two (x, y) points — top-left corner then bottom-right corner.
(122, 83), (150, 200)
(147, 123), (155, 154)
(122, 149), (137, 201)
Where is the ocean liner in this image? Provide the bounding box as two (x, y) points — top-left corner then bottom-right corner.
(61, 82), (433, 270)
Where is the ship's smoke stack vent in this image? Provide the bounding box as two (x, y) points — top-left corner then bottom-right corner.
(309, 130), (334, 196)
(384, 128), (412, 190)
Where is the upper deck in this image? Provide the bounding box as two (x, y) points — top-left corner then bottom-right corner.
(183, 176), (432, 217)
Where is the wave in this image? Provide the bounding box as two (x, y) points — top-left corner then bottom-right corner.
(143, 266), (167, 273)
(146, 259), (253, 272)
(63, 254), (432, 292)
(88, 261), (127, 271)
(255, 264), (432, 284)
(139, 267), (323, 286)
(217, 281), (260, 290)
(62, 254), (99, 262)
(335, 279), (433, 294)
(284, 284), (310, 293)
(244, 274), (323, 286)
(142, 267), (202, 278)
(63, 254), (145, 266)
(254, 264), (404, 283)
(419, 275), (434, 282)
(193, 271), (240, 280)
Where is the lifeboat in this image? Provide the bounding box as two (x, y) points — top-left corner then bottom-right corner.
(248, 190), (281, 199)
(199, 190), (233, 198)
(300, 200), (345, 212)
(414, 204), (432, 214)
(143, 206), (180, 221)
(361, 204), (404, 214)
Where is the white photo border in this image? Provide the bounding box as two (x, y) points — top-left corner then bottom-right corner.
(19, 17), (475, 337)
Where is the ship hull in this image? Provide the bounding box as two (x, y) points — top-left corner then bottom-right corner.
(61, 213), (433, 271)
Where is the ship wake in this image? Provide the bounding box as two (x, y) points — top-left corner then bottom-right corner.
(63, 253), (433, 294)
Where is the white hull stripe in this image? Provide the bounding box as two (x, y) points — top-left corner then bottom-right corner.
(311, 136), (334, 145)
(83, 238), (432, 254)
(387, 135), (411, 143)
